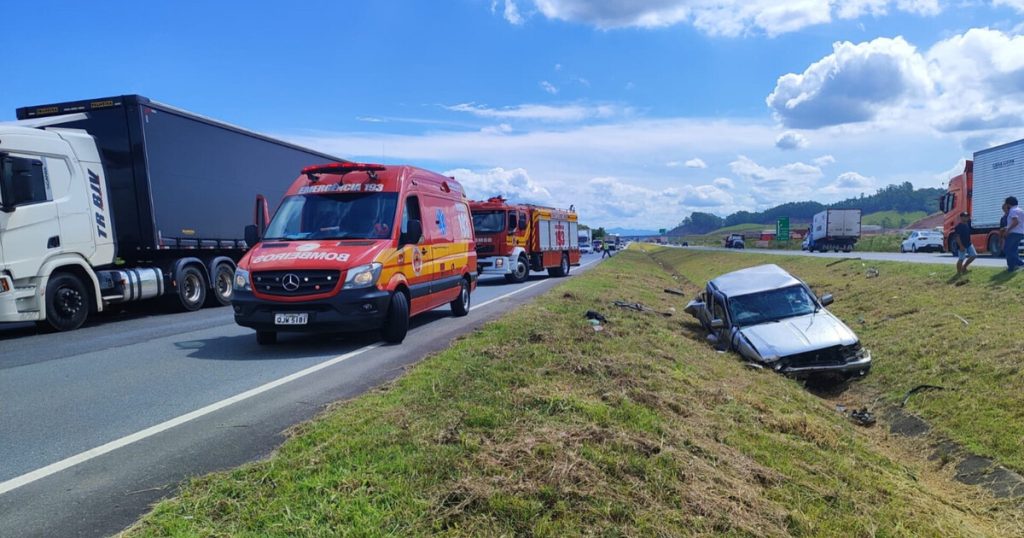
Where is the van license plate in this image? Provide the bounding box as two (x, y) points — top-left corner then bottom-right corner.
(274, 313), (308, 325)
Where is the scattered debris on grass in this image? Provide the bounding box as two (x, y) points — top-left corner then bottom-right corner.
(584, 310), (608, 323)
(952, 313), (969, 326)
(826, 257), (861, 267)
(663, 287), (687, 296)
(901, 384), (950, 407)
(866, 267), (880, 278)
(613, 301), (673, 316)
(849, 408), (876, 427)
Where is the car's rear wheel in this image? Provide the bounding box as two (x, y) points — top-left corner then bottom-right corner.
(450, 278), (470, 316)
(548, 253), (569, 277)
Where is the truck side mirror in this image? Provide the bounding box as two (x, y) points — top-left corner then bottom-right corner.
(820, 293), (834, 306)
(244, 224), (260, 246)
(0, 155), (16, 213)
(402, 219), (422, 245)
(507, 214), (517, 233)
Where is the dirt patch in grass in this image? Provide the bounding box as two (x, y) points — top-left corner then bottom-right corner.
(125, 249), (1022, 537)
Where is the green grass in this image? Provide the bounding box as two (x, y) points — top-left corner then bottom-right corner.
(863, 210), (928, 228)
(646, 247), (1024, 474)
(125, 248), (1022, 537)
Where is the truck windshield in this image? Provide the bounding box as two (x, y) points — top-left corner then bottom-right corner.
(263, 192), (398, 241)
(727, 285), (818, 327)
(472, 211), (505, 233)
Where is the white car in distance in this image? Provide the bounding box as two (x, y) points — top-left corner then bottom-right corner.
(900, 230), (945, 253)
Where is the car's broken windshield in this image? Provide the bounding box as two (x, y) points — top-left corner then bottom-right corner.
(263, 192), (398, 241)
(728, 285), (817, 327)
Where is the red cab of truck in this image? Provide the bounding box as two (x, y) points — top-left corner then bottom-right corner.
(470, 197), (580, 283)
(939, 160), (1004, 256)
(232, 163), (477, 345)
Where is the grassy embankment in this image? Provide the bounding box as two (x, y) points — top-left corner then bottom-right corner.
(127, 248), (1022, 537)
(648, 248), (1024, 473)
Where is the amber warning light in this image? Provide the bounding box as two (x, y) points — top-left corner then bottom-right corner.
(302, 162), (386, 182)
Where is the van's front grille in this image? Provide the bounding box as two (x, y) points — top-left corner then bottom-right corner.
(253, 270), (340, 296)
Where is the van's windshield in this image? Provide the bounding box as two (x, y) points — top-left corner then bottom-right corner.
(263, 192), (398, 241)
(472, 211), (505, 233)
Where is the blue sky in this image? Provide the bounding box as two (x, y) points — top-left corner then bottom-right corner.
(3, 1), (1023, 229)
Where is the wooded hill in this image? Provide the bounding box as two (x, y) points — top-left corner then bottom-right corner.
(669, 182), (945, 235)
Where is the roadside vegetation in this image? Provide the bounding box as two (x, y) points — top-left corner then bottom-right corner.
(126, 247), (1022, 536)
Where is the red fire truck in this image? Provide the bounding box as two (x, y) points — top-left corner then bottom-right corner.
(470, 197), (581, 282)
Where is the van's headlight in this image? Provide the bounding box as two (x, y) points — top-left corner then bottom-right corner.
(233, 268), (251, 291)
(344, 262), (383, 289)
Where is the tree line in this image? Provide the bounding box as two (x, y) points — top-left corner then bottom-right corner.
(669, 182), (945, 235)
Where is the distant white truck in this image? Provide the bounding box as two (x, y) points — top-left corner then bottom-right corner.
(578, 229), (593, 253)
(805, 209), (861, 253)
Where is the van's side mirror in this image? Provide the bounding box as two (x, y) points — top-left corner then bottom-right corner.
(402, 219), (422, 245)
(820, 293), (834, 307)
(710, 319), (725, 329)
(244, 225), (260, 246)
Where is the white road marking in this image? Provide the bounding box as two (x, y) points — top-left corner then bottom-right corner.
(0, 256), (605, 496)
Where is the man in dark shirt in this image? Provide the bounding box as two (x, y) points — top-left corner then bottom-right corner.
(955, 211), (976, 275)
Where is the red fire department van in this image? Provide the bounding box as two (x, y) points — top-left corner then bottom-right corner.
(232, 163), (477, 345)
(470, 197), (580, 283)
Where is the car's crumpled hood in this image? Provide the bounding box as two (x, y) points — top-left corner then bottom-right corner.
(738, 311), (858, 359)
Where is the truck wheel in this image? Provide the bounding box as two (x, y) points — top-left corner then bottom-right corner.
(548, 253), (570, 277)
(450, 278), (471, 316)
(381, 291), (409, 344)
(505, 255), (529, 283)
(44, 273), (89, 332)
(207, 263), (234, 307)
(256, 330), (277, 345)
(989, 235), (1002, 257)
(175, 266), (207, 312)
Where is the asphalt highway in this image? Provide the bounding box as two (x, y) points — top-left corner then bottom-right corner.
(0, 254), (602, 538)
(689, 245), (1015, 269)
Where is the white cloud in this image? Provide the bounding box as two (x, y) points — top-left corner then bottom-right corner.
(445, 167), (551, 204)
(767, 36), (932, 128)
(820, 171), (876, 195)
(775, 131), (808, 150)
(995, 0), (1024, 11)
(539, 80), (559, 94)
(480, 123), (514, 135)
(835, 171), (874, 188)
(685, 157), (708, 168)
(501, 0), (524, 24)
(444, 102), (624, 122)
(729, 155), (824, 203)
(713, 177), (736, 189)
(516, 1), (941, 36)
(768, 28), (1024, 134)
(813, 154), (836, 167)
(554, 63), (563, 71)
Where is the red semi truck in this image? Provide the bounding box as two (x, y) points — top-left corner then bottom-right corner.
(939, 138), (1024, 256)
(470, 197), (580, 282)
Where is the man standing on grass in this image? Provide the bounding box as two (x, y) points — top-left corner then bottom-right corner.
(955, 212), (976, 276)
(1004, 196), (1024, 272)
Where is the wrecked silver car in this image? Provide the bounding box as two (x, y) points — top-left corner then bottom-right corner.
(684, 264), (871, 378)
